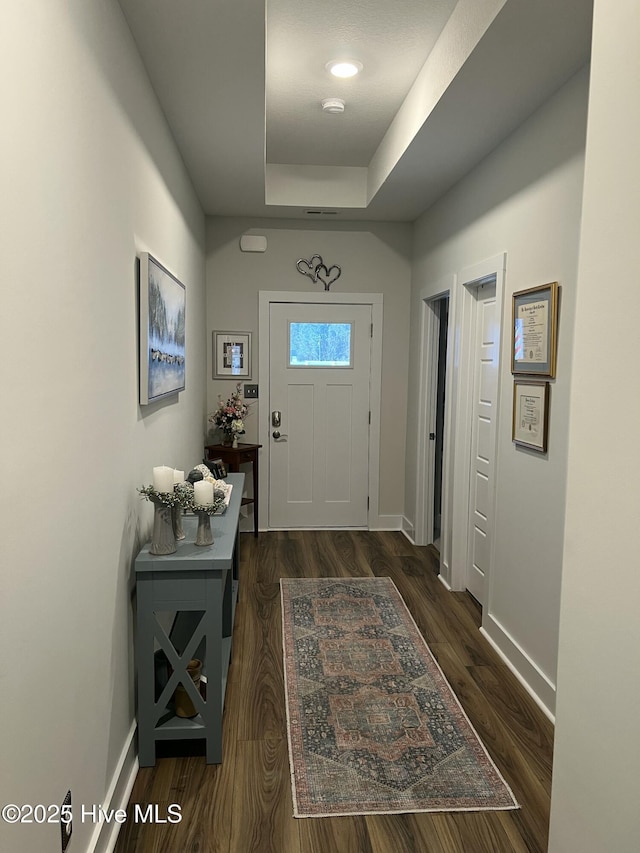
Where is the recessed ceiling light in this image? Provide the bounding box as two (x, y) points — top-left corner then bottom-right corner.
(326, 60), (363, 79)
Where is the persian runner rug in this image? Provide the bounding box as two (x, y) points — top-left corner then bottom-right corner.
(280, 577), (519, 817)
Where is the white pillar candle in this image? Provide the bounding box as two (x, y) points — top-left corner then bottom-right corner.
(153, 465), (174, 493)
(194, 480), (214, 506)
(173, 469), (184, 484)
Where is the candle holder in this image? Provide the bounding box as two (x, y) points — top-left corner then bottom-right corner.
(150, 497), (177, 555)
(187, 494), (225, 547)
(138, 485), (187, 556)
(172, 506), (185, 541)
(171, 482), (193, 541)
(195, 510), (214, 546)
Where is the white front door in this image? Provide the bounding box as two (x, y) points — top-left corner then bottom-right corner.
(466, 282), (498, 605)
(268, 302), (372, 528)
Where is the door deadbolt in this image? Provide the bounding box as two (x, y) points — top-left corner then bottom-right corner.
(272, 410), (281, 428)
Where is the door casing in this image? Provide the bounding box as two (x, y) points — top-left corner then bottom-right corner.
(258, 291), (383, 531)
(464, 279), (499, 605)
(415, 276), (455, 584)
(415, 283), (454, 542)
(414, 255), (505, 595)
(450, 254), (505, 594)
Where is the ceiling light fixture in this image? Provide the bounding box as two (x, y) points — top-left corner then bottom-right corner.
(322, 98), (345, 114)
(326, 60), (363, 79)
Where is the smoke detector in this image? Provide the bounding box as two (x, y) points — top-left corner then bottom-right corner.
(322, 98), (345, 114)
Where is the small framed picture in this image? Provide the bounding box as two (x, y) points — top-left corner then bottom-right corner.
(213, 331), (251, 379)
(210, 458), (228, 479)
(512, 282), (559, 378)
(512, 380), (550, 452)
(202, 458), (227, 478)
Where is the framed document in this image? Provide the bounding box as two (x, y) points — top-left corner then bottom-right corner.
(512, 282), (558, 378)
(212, 331), (251, 379)
(512, 380), (549, 452)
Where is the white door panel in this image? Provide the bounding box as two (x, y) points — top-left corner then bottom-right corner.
(477, 416), (491, 461)
(474, 470), (490, 518)
(286, 383), (314, 501)
(269, 303), (371, 528)
(466, 283), (498, 604)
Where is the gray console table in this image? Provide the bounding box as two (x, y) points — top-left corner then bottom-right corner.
(134, 472), (244, 766)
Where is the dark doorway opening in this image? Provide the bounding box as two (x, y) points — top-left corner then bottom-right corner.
(433, 296), (449, 546)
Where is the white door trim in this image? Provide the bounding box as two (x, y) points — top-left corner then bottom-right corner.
(415, 276), (455, 550)
(415, 299), (439, 547)
(258, 290), (383, 530)
(450, 253), (506, 592)
(414, 275), (456, 588)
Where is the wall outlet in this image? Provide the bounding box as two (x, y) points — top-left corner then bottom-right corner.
(60, 790), (72, 852)
(244, 383), (258, 398)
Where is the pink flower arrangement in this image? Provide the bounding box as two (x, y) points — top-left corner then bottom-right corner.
(209, 382), (250, 438)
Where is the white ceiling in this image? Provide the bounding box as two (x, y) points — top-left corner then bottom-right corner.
(266, 0), (458, 167)
(118, 0), (593, 222)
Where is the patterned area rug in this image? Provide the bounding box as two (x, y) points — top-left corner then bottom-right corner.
(280, 577), (519, 817)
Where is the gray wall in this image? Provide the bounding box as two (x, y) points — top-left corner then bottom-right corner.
(0, 2), (206, 851)
(4, 2), (637, 849)
(205, 217), (412, 522)
(405, 67), (590, 714)
(550, 1), (640, 848)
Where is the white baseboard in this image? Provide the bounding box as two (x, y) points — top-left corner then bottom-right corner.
(90, 722), (139, 853)
(400, 529), (416, 545)
(480, 613), (556, 723)
(258, 517), (405, 533)
(400, 517), (416, 543)
(267, 525), (369, 531)
(438, 573), (452, 591)
(370, 514), (403, 531)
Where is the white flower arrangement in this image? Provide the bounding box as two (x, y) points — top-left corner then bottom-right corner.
(208, 382), (251, 439)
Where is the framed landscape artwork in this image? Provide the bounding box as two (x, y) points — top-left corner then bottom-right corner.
(139, 253), (186, 405)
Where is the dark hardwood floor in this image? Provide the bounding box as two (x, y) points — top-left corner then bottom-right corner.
(116, 530), (553, 852)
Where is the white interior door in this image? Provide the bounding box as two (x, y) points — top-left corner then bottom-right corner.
(269, 302), (371, 528)
(466, 282), (498, 604)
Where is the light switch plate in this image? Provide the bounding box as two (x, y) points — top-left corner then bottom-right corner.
(244, 384), (258, 399)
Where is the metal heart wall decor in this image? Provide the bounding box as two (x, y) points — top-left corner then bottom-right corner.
(296, 255), (323, 282)
(316, 264), (341, 290)
(295, 254), (342, 290)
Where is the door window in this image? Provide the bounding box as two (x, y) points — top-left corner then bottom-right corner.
(288, 322), (353, 368)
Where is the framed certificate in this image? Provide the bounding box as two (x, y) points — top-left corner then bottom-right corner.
(512, 380), (549, 452)
(512, 282), (558, 378)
